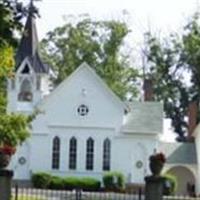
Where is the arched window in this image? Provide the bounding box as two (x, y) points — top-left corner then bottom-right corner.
(18, 79), (33, 102)
(52, 136), (60, 169)
(103, 138), (111, 171)
(69, 137), (77, 170)
(86, 137), (94, 170)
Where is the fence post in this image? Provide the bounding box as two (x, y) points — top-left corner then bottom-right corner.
(75, 189), (82, 200)
(15, 184), (18, 200)
(145, 176), (165, 200)
(138, 187), (142, 200)
(0, 169), (13, 200)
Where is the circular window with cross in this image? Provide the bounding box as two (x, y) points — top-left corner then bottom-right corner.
(77, 104), (89, 116)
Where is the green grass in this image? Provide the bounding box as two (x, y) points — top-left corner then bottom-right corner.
(11, 195), (46, 200)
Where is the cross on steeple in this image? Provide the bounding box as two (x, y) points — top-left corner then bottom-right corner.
(15, 0), (48, 73)
(28, 0), (40, 18)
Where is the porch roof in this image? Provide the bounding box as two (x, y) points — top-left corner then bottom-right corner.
(159, 142), (197, 164)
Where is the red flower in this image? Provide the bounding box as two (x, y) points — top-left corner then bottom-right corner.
(0, 145), (16, 156)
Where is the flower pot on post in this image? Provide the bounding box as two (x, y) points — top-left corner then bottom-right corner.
(145, 152), (166, 200)
(0, 145), (16, 169)
(149, 153), (165, 176)
(0, 169), (13, 200)
(0, 145), (16, 200)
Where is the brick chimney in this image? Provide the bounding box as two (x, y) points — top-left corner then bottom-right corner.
(188, 101), (198, 138)
(143, 79), (153, 101)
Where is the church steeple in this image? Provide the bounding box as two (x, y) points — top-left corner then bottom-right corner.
(15, 0), (48, 73)
(7, 1), (52, 114)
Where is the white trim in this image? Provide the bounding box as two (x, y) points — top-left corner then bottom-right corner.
(31, 133), (48, 136)
(16, 58), (35, 75)
(122, 129), (160, 135)
(48, 124), (115, 131)
(114, 134), (157, 139)
(37, 62), (128, 111)
(163, 164), (197, 178)
(47, 170), (106, 175)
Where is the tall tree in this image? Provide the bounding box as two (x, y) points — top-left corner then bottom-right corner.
(144, 12), (200, 141)
(40, 16), (139, 100)
(0, 1), (33, 148)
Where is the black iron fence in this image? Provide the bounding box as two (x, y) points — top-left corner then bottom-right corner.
(12, 185), (144, 200)
(12, 186), (200, 200)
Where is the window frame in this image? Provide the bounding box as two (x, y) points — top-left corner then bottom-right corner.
(86, 137), (94, 170)
(103, 138), (111, 171)
(69, 137), (77, 170)
(52, 136), (60, 170)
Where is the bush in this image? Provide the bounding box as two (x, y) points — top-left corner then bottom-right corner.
(80, 177), (101, 191)
(63, 177), (81, 190)
(163, 174), (177, 195)
(103, 171), (125, 190)
(63, 177), (100, 191)
(31, 173), (101, 191)
(49, 176), (65, 190)
(31, 172), (52, 189)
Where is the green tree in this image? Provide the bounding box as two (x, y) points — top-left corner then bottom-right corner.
(144, 12), (200, 140)
(40, 16), (139, 100)
(0, 0), (32, 147)
(0, 0), (26, 112)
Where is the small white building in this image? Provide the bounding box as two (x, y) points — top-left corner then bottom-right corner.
(7, 5), (199, 196)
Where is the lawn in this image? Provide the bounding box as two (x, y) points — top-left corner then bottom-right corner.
(11, 195), (46, 200)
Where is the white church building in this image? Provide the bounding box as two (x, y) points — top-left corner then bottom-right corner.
(7, 4), (200, 196)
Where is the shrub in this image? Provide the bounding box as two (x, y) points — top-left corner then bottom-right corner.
(32, 173), (101, 191)
(63, 177), (81, 190)
(63, 177), (101, 191)
(163, 174), (177, 195)
(31, 172), (52, 189)
(80, 177), (101, 191)
(103, 171), (125, 190)
(49, 176), (65, 190)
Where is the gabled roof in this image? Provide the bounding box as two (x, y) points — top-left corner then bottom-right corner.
(15, 4), (48, 73)
(122, 101), (163, 134)
(39, 62), (128, 111)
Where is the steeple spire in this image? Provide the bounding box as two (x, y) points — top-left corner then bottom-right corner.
(15, 0), (48, 73)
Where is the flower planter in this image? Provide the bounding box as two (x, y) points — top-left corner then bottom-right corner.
(0, 146), (16, 169)
(149, 160), (164, 176)
(149, 152), (166, 176)
(0, 152), (11, 169)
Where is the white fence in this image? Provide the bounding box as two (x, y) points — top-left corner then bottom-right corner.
(164, 196), (200, 200)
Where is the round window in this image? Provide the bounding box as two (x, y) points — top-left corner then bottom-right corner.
(18, 157), (26, 165)
(136, 160), (143, 169)
(77, 104), (89, 116)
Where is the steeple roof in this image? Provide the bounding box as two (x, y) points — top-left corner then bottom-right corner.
(15, 2), (49, 73)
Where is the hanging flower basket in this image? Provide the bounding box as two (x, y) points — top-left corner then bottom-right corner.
(0, 145), (16, 169)
(149, 152), (166, 176)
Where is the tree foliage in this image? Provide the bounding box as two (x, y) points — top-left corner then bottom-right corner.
(40, 16), (139, 100)
(144, 12), (200, 140)
(0, 0), (26, 76)
(0, 0), (31, 147)
(0, 0), (27, 111)
(0, 114), (30, 146)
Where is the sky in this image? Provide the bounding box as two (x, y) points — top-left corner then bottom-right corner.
(32, 0), (200, 70)
(31, 0), (199, 142)
(35, 0), (199, 41)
